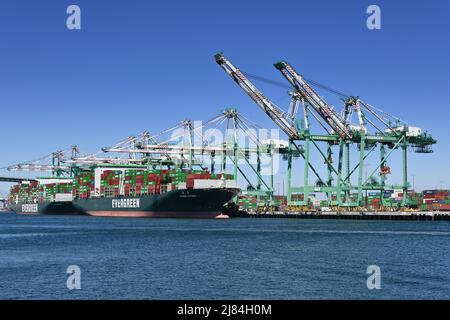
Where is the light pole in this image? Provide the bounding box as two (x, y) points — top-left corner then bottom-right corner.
(279, 171), (286, 197)
(364, 163), (370, 207)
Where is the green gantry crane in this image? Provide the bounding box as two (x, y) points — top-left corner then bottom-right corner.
(215, 52), (436, 210)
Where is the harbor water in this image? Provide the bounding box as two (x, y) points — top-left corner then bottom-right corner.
(0, 213), (449, 299)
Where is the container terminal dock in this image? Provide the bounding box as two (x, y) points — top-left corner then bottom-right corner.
(225, 208), (450, 221)
(0, 53), (446, 219)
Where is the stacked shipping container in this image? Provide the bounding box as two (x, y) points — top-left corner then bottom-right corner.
(98, 168), (233, 197)
(422, 190), (450, 211)
(73, 172), (94, 199)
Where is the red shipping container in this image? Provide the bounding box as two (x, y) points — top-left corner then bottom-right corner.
(435, 204), (450, 211)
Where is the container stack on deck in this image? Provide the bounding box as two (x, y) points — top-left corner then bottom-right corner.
(8, 182), (38, 204)
(100, 170), (121, 197)
(8, 180), (75, 204)
(73, 172), (94, 199)
(43, 183), (73, 201)
(123, 169), (141, 196)
(118, 169), (233, 196)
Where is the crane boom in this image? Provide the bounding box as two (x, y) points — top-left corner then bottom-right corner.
(274, 61), (353, 139)
(215, 53), (299, 139)
(7, 165), (72, 172)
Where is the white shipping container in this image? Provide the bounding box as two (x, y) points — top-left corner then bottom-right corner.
(406, 127), (422, 137)
(37, 178), (73, 185)
(193, 179), (237, 189)
(54, 193), (73, 202)
(194, 179), (222, 189)
(385, 126), (422, 137)
(349, 125), (367, 133)
(261, 138), (289, 149)
(225, 180), (238, 188)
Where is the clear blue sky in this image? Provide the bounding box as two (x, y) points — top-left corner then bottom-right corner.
(0, 0), (449, 194)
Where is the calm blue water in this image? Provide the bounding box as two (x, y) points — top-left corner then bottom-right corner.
(0, 213), (449, 300)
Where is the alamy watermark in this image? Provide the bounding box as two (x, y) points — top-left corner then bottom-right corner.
(66, 5), (81, 30)
(65, 4), (381, 31)
(366, 265), (381, 290)
(367, 5), (381, 30)
(66, 265), (81, 290)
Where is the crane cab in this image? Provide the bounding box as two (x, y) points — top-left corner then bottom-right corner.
(385, 126), (422, 137)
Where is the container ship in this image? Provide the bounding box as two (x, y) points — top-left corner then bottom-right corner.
(8, 178), (85, 215)
(8, 166), (239, 218)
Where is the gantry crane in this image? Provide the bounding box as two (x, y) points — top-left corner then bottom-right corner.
(215, 53), (436, 209)
(0, 146), (89, 184)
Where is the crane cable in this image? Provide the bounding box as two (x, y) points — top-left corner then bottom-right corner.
(243, 71), (410, 129)
(243, 71), (350, 99)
